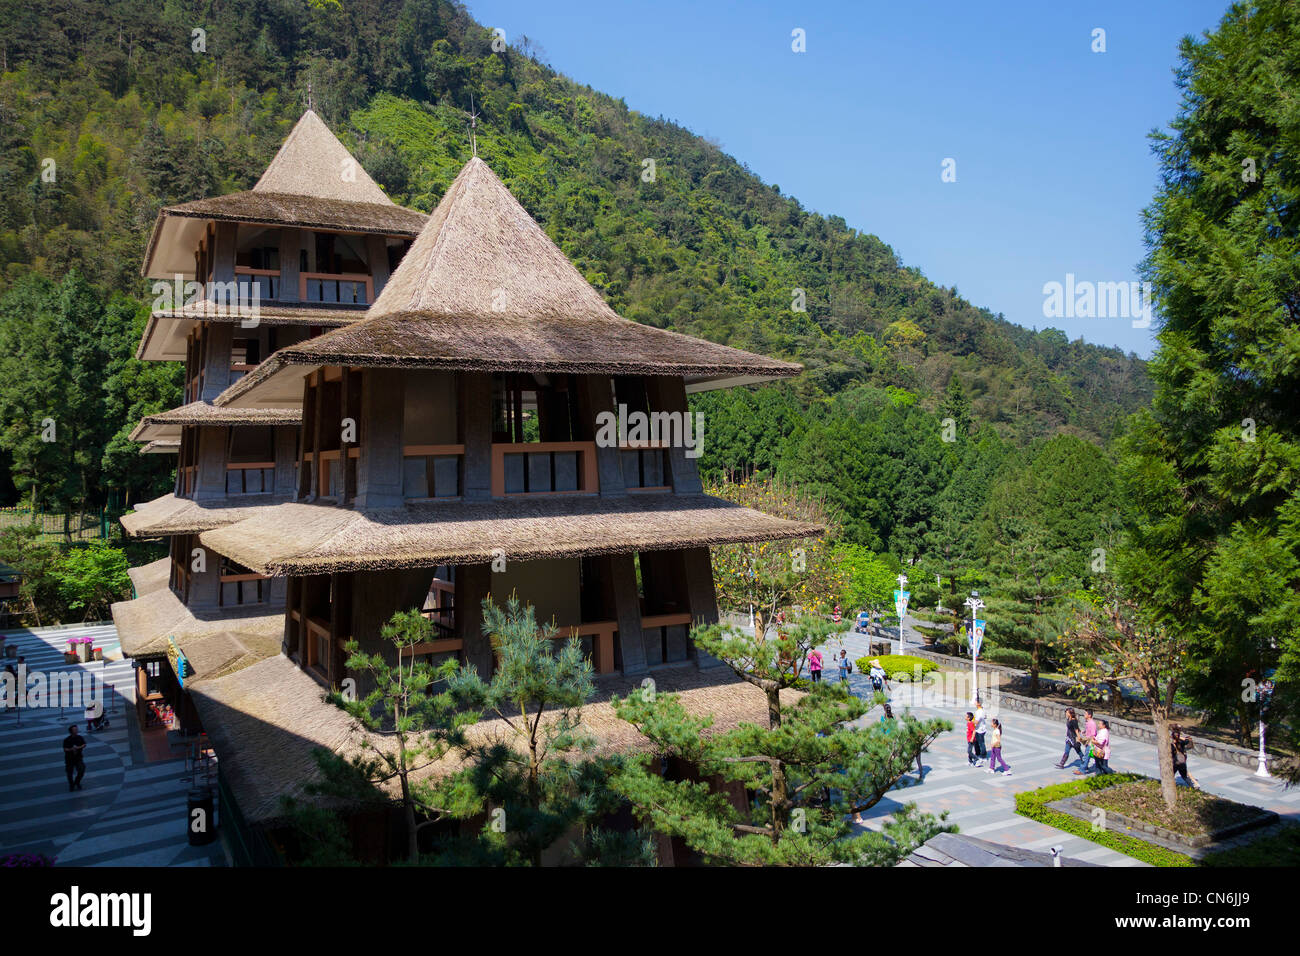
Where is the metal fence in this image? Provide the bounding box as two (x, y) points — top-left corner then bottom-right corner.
(0, 507), (122, 542)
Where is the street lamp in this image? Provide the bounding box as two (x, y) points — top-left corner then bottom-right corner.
(964, 590), (985, 702)
(895, 573), (909, 655)
(1257, 672), (1275, 779)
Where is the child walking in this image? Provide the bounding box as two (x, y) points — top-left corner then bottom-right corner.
(986, 718), (1012, 775)
(965, 711), (978, 767)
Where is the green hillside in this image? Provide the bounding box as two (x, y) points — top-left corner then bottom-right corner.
(0, 0), (1148, 556)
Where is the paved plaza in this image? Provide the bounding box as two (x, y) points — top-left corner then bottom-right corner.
(0, 624), (225, 866)
(822, 631), (1300, 865)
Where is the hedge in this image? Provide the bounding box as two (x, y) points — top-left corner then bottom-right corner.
(1014, 773), (1196, 867)
(1200, 822), (1300, 867)
(855, 654), (941, 682)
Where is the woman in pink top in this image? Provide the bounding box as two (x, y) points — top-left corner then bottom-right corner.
(809, 649), (824, 683)
(1092, 720), (1113, 774)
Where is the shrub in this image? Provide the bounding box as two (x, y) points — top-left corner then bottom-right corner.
(983, 647), (1033, 669)
(1200, 822), (1300, 867)
(1014, 774), (1195, 867)
(855, 654), (941, 682)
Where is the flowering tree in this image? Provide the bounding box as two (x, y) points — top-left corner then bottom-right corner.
(708, 476), (847, 641)
(1062, 586), (1189, 809)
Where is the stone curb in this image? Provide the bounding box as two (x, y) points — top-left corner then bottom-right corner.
(1050, 793), (1278, 853)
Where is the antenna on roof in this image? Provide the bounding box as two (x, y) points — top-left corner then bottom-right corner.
(464, 94), (480, 158)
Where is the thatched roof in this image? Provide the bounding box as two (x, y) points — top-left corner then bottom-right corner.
(252, 109), (393, 205)
(128, 402), (301, 442)
(137, 303), (363, 362)
(141, 439), (179, 455)
(120, 492), (292, 538)
(141, 110), (426, 279)
(110, 585), (283, 668)
(187, 654), (798, 825)
(127, 557), (171, 597)
(198, 493), (823, 575)
(215, 157), (799, 407)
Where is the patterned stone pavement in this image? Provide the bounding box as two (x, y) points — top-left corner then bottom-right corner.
(0, 624), (225, 867)
(817, 631), (1300, 866)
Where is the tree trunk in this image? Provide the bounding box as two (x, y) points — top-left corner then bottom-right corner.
(1151, 709), (1178, 810)
(765, 684), (788, 842)
(1235, 699), (1253, 748)
(1030, 640), (1041, 698)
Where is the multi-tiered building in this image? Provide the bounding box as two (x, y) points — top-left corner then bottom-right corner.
(112, 110), (426, 729)
(117, 135), (821, 860)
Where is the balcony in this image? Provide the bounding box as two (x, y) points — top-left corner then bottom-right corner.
(555, 613), (694, 673)
(490, 441), (599, 497)
(301, 271), (373, 305)
(225, 461), (275, 495)
(403, 444), (464, 500)
(228, 266), (374, 307)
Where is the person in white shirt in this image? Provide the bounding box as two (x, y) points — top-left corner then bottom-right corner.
(973, 700), (988, 765)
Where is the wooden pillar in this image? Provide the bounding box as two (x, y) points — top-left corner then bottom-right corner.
(273, 424), (298, 497)
(365, 234), (390, 300)
(459, 372), (492, 501)
(646, 376), (703, 494)
(279, 228), (302, 303)
(199, 322), (234, 402)
(311, 370), (324, 500)
(682, 547), (723, 668)
(456, 563), (493, 678)
(193, 425), (229, 500)
(609, 553), (648, 675)
(577, 375), (626, 496)
(354, 368), (405, 508)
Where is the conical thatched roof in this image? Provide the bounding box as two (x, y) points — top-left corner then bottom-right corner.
(253, 110), (392, 205)
(141, 110), (426, 279)
(215, 157), (800, 406)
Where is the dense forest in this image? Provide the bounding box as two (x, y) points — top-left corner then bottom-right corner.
(0, 0), (1149, 517)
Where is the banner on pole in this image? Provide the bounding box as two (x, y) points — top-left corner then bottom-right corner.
(893, 589), (910, 620)
(968, 620), (985, 657)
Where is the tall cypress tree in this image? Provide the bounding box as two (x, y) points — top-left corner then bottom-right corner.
(1120, 0), (1300, 761)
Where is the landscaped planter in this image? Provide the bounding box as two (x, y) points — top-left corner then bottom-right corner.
(1050, 793), (1277, 850)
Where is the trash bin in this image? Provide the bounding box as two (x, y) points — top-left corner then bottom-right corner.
(187, 787), (216, 846)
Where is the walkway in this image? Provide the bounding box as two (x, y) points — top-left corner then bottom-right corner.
(0, 624), (225, 866)
(820, 631), (1300, 866)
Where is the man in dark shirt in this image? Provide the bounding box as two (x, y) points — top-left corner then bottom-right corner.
(62, 724), (86, 791)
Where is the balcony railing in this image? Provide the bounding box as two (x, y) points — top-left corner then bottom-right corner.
(619, 443), (672, 492)
(301, 271), (373, 305)
(234, 266), (280, 301)
(218, 571), (272, 607)
(226, 461), (275, 495)
(555, 612), (693, 674)
(403, 444), (464, 500)
(491, 441), (599, 497)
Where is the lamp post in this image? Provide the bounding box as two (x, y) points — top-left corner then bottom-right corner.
(1256, 675), (1274, 778)
(895, 573), (909, 655)
(964, 591), (985, 702)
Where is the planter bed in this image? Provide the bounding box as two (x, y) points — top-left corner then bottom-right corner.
(1075, 779), (1277, 849)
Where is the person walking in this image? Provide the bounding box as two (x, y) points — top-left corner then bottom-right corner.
(836, 649), (852, 684)
(987, 718), (1012, 775)
(973, 699), (988, 764)
(1074, 709), (1098, 774)
(1091, 720), (1113, 774)
(965, 711), (978, 767)
(62, 723), (86, 791)
(1056, 707), (1083, 768)
(1171, 724), (1200, 787)
(809, 648), (824, 683)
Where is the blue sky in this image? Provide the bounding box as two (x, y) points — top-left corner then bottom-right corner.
(464, 0), (1233, 358)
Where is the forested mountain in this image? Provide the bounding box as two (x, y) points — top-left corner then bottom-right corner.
(0, 0), (1147, 552)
